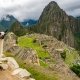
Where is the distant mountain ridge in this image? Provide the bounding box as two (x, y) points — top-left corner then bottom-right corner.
(21, 19), (38, 27)
(0, 15), (17, 31)
(76, 16), (80, 20)
(0, 15), (37, 31)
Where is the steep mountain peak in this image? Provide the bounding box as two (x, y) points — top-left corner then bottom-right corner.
(45, 1), (60, 10)
(48, 1), (58, 6)
(29, 1), (80, 49)
(39, 1), (66, 23)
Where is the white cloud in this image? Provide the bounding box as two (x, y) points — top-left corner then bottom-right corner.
(0, 0), (80, 21)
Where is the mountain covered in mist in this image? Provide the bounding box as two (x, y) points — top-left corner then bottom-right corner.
(0, 15), (37, 31)
(21, 19), (38, 27)
(0, 15), (17, 31)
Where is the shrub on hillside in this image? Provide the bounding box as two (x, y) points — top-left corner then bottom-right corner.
(70, 64), (80, 77)
(60, 50), (66, 60)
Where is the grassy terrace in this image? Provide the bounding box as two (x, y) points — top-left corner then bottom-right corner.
(61, 49), (80, 67)
(4, 52), (59, 80)
(17, 36), (50, 67)
(16, 58), (59, 80)
(4, 36), (59, 80)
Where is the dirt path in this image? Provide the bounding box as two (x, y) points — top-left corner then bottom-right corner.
(0, 69), (23, 80)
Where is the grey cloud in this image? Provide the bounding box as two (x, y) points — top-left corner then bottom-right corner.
(0, 0), (80, 21)
(58, 0), (80, 16)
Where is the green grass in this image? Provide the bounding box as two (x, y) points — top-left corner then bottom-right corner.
(15, 58), (59, 80)
(70, 64), (80, 77)
(64, 49), (80, 67)
(4, 52), (58, 80)
(4, 51), (14, 57)
(39, 60), (48, 67)
(74, 32), (80, 50)
(18, 36), (50, 61)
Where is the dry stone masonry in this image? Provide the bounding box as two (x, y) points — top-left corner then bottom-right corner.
(0, 31), (35, 80)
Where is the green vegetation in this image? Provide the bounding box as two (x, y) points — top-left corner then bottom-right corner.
(10, 21), (27, 36)
(60, 50), (66, 60)
(71, 64), (80, 77)
(74, 32), (80, 50)
(17, 36), (80, 67)
(17, 36), (50, 67)
(39, 60), (48, 67)
(60, 49), (80, 77)
(18, 36), (50, 59)
(15, 58), (59, 80)
(4, 51), (14, 57)
(4, 51), (59, 80)
(64, 49), (80, 67)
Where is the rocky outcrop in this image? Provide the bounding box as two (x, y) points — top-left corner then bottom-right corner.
(29, 1), (80, 49)
(1, 32), (35, 80)
(4, 32), (40, 65)
(7, 46), (40, 65)
(0, 57), (35, 80)
(4, 32), (17, 51)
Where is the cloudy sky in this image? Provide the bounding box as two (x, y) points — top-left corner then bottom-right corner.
(0, 0), (80, 21)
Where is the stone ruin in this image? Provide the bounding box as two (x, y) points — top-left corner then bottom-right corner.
(0, 57), (35, 80)
(0, 31), (35, 80)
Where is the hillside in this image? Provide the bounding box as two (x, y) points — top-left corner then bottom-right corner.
(10, 21), (27, 36)
(3, 32), (80, 80)
(28, 1), (80, 50)
(0, 15), (37, 31)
